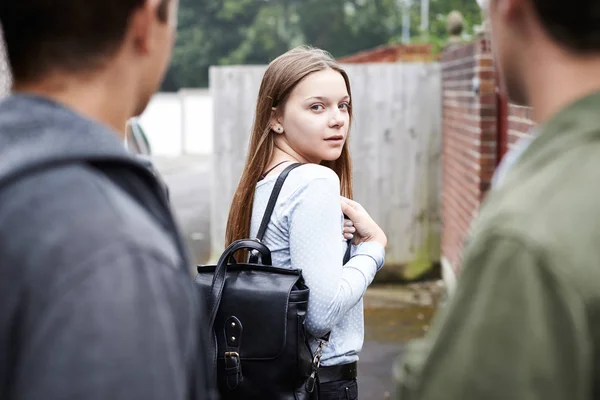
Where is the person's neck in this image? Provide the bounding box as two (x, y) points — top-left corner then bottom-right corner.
(525, 48), (600, 124)
(271, 140), (319, 165)
(12, 71), (136, 137)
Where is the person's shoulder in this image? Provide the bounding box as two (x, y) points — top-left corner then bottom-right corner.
(0, 162), (180, 270)
(273, 164), (341, 213)
(287, 163), (340, 189)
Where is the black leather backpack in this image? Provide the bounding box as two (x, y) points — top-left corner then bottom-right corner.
(195, 163), (350, 399)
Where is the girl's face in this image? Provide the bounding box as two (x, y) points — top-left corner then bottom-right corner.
(273, 69), (350, 164)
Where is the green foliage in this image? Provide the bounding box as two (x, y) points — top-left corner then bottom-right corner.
(166, 0), (263, 89)
(388, 0), (482, 50)
(162, 0), (483, 91)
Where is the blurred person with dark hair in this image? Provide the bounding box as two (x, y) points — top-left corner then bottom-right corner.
(397, 0), (600, 399)
(0, 1), (214, 399)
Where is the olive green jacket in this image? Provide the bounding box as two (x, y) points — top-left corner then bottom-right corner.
(397, 91), (600, 400)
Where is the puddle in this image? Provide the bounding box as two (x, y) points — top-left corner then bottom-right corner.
(363, 280), (446, 343)
(364, 306), (437, 343)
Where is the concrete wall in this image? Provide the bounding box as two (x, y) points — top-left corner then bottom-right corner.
(139, 89), (213, 156)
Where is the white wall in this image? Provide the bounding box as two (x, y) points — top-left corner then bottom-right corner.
(181, 89), (213, 154)
(138, 89), (213, 156)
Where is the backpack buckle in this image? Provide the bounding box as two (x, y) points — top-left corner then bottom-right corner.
(224, 352), (240, 363)
(224, 352), (242, 390)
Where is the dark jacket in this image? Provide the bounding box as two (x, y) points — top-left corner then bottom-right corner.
(0, 94), (214, 400)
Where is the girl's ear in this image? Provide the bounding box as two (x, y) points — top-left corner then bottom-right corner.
(270, 107), (284, 134)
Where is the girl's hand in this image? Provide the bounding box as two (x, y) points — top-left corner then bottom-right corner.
(343, 217), (356, 241)
(340, 196), (387, 248)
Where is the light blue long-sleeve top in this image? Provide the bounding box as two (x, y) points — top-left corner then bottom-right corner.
(249, 163), (386, 366)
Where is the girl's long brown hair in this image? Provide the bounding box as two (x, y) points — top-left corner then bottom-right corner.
(225, 46), (354, 247)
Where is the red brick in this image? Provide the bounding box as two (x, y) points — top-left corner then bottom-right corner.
(479, 81), (496, 95)
(441, 39), (538, 274)
(477, 70), (496, 80)
(477, 57), (494, 68)
(480, 94), (497, 105)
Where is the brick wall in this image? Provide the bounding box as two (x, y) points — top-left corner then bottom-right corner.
(338, 44), (438, 63)
(441, 38), (535, 278)
(441, 38), (497, 275)
(507, 105), (536, 149)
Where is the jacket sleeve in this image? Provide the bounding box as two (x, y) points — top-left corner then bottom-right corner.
(397, 234), (591, 400)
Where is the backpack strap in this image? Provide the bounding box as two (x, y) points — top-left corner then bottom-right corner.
(255, 162), (303, 242)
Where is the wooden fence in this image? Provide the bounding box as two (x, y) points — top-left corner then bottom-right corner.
(210, 62), (442, 280)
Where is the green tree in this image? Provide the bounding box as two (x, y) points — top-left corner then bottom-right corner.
(164, 0), (263, 89)
(162, 0), (483, 90)
(296, 0), (399, 58)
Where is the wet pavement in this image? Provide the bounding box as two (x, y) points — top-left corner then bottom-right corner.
(153, 155), (447, 399)
(152, 155), (212, 269)
(359, 282), (445, 399)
